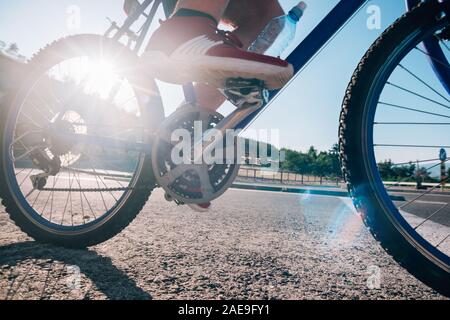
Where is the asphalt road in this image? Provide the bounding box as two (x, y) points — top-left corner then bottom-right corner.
(0, 188), (447, 300)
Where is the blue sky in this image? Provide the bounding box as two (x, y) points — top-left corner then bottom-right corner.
(0, 0), (448, 165)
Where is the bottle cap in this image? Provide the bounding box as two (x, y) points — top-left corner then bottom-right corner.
(289, 1), (307, 22)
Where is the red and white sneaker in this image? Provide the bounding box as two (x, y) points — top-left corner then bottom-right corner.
(143, 16), (294, 90)
(188, 202), (212, 213)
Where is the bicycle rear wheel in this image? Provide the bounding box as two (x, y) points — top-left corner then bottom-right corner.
(0, 34), (164, 248)
(340, 1), (450, 296)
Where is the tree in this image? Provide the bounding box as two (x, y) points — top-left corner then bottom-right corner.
(393, 164), (416, 181)
(328, 144), (341, 178)
(378, 160), (416, 181)
(279, 145), (343, 179)
(313, 151), (331, 177)
(378, 160), (395, 180)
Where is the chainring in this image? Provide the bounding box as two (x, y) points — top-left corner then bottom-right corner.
(152, 104), (240, 204)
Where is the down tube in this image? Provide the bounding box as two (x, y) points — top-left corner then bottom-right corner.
(235, 0), (368, 130)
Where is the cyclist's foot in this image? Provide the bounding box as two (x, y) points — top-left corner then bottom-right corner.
(188, 202), (212, 212)
(143, 16), (294, 90)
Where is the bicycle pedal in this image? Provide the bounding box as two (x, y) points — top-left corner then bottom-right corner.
(223, 78), (269, 109)
(225, 78), (265, 94)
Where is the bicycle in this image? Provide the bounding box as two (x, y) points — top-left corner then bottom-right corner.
(0, 0), (449, 296)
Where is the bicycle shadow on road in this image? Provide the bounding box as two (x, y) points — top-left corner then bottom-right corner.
(0, 241), (152, 300)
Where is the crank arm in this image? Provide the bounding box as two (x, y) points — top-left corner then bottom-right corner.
(193, 79), (268, 164)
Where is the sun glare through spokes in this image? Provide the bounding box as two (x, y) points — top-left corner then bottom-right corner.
(83, 59), (118, 99)
(45, 55), (141, 115)
(48, 56), (119, 100)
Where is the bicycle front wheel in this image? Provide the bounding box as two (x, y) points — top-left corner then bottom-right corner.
(340, 1), (450, 295)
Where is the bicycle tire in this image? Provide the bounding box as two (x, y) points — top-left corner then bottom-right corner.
(0, 34), (164, 248)
(340, 1), (450, 296)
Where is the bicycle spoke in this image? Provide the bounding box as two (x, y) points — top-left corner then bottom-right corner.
(384, 160), (446, 191)
(85, 155), (120, 205)
(398, 64), (450, 104)
(414, 203), (448, 230)
(379, 102), (450, 119)
(14, 167), (28, 177)
(29, 101), (53, 123)
(436, 234), (450, 248)
(18, 111), (45, 129)
(82, 153), (127, 189)
(61, 168), (76, 225)
(24, 188), (36, 199)
(387, 81), (450, 110)
(90, 165), (109, 213)
(389, 157), (449, 167)
(32, 189), (43, 209)
(399, 175), (450, 210)
(375, 122), (450, 125)
(375, 144), (450, 148)
(49, 176), (58, 222)
(12, 146), (41, 163)
(415, 46), (450, 70)
(10, 130), (43, 149)
(73, 169), (97, 221)
(18, 168), (35, 188)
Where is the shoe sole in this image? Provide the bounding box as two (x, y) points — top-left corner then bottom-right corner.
(142, 51), (294, 90)
(187, 203), (211, 213)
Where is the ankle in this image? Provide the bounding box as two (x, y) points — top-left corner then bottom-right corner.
(173, 8), (219, 25)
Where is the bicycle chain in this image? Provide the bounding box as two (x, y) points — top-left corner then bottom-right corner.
(39, 187), (133, 192)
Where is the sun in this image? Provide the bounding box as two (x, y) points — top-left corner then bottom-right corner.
(48, 57), (119, 100)
(47, 56), (141, 114)
(83, 59), (118, 99)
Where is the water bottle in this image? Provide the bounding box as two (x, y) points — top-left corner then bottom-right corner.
(248, 2), (307, 57)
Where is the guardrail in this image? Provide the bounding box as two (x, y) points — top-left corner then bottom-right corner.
(236, 166), (343, 187)
(237, 166), (448, 190)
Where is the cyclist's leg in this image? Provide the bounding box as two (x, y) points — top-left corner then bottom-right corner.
(145, 0), (292, 91)
(223, 0), (284, 49)
(195, 0), (284, 111)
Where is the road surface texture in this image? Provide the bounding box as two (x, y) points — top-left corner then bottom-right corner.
(0, 188), (447, 300)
